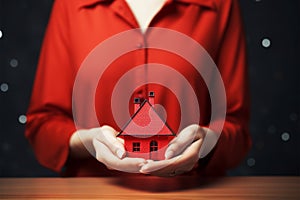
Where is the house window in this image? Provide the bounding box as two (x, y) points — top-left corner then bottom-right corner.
(132, 142), (140, 152)
(150, 140), (158, 152)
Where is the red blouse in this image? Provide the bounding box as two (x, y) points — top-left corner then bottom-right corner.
(25, 0), (251, 176)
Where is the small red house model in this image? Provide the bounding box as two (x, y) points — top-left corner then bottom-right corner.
(117, 92), (176, 160)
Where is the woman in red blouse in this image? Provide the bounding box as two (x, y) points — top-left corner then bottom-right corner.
(25, 0), (251, 177)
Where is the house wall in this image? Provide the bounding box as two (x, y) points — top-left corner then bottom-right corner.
(120, 135), (174, 160)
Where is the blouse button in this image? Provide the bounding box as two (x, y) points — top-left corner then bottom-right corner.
(136, 43), (143, 48)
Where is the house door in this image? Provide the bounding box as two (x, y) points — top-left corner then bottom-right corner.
(149, 140), (158, 160)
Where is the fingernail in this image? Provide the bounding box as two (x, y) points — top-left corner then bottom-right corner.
(116, 149), (125, 159)
(165, 150), (173, 159)
(140, 170), (150, 174)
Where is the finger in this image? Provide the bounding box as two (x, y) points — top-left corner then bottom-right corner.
(174, 139), (203, 169)
(101, 125), (119, 136)
(93, 139), (146, 173)
(94, 126), (126, 159)
(117, 137), (124, 145)
(140, 155), (180, 174)
(144, 139), (203, 176)
(165, 125), (200, 159)
(118, 157), (148, 173)
(172, 139), (203, 173)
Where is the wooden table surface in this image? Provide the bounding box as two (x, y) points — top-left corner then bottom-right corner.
(0, 176), (299, 199)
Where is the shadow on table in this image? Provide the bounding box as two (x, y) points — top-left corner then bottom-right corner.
(109, 175), (225, 193)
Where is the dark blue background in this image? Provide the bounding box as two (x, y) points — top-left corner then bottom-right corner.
(0, 0), (299, 176)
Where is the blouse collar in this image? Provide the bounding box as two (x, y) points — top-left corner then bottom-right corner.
(76, 0), (216, 10)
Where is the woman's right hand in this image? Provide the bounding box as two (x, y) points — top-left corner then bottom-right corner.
(69, 125), (146, 173)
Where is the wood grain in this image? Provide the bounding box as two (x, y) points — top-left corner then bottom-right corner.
(0, 176), (299, 199)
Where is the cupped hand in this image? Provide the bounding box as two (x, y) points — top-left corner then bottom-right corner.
(139, 124), (206, 176)
(72, 125), (146, 173)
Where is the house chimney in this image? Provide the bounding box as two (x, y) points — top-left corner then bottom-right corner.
(149, 91), (155, 105)
(134, 98), (141, 113)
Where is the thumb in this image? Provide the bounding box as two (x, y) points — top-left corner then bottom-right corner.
(95, 125), (126, 159)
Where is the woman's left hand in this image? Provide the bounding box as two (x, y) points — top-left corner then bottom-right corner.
(139, 124), (206, 176)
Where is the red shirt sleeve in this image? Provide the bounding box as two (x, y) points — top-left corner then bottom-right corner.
(25, 0), (76, 173)
(199, 0), (252, 174)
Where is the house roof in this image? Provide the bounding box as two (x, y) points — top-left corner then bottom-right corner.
(117, 100), (176, 137)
